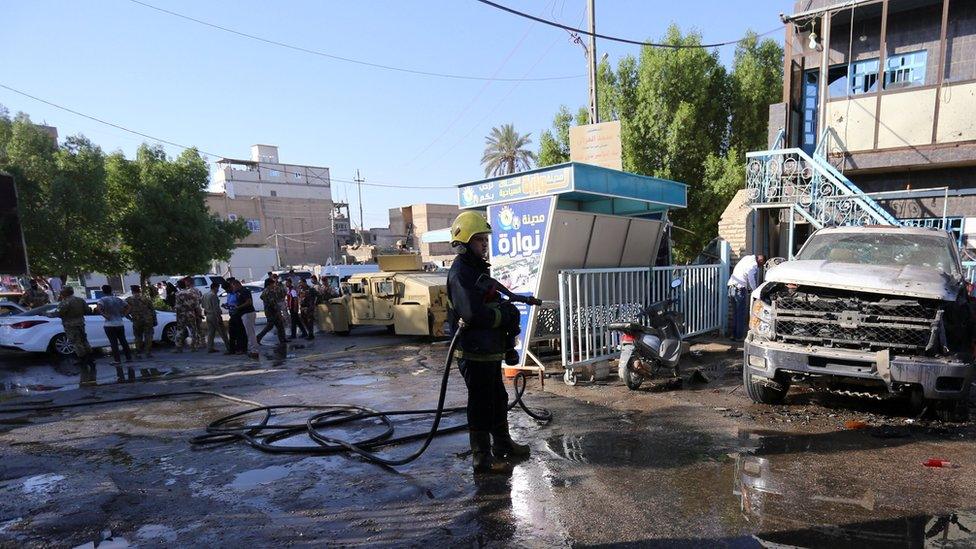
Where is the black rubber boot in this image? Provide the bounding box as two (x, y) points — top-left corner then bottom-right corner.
(491, 422), (530, 459)
(115, 365), (126, 383)
(470, 431), (511, 474)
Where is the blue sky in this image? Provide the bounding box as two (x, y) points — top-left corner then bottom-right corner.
(1, 0), (789, 229)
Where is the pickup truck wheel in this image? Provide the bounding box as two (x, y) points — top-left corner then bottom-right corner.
(743, 365), (788, 404)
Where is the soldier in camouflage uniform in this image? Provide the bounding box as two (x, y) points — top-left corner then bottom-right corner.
(299, 279), (317, 340)
(49, 287), (96, 383)
(125, 285), (157, 358)
(20, 280), (50, 309)
(256, 278), (287, 346)
(174, 279), (203, 351)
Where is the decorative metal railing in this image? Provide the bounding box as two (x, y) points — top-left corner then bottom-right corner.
(964, 261), (976, 285)
(745, 146), (900, 228)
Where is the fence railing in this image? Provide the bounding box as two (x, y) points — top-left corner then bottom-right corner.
(558, 264), (727, 368)
(965, 261), (976, 284)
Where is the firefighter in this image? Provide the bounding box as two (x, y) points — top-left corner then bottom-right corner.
(447, 211), (530, 475)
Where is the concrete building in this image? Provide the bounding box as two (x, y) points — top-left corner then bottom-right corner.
(388, 203), (460, 265)
(206, 145), (337, 266)
(722, 0), (976, 263)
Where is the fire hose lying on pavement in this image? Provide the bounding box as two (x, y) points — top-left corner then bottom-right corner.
(0, 327), (552, 469)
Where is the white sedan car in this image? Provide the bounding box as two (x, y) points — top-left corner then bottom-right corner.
(0, 300), (179, 357)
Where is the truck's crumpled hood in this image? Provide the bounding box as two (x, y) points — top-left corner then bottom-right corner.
(765, 260), (959, 301)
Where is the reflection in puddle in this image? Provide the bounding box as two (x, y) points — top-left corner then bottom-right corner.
(546, 430), (722, 468)
(731, 429), (976, 547)
(22, 473), (65, 495)
(230, 465), (292, 489)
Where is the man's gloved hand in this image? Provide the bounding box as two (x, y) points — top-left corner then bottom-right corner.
(499, 301), (521, 332)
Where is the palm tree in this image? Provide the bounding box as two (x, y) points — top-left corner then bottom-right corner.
(481, 124), (536, 177)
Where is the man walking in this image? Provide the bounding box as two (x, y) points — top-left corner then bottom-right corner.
(125, 285), (156, 359)
(285, 279), (309, 340)
(203, 281), (228, 353)
(256, 278), (286, 347)
(299, 278), (317, 340)
(96, 284), (133, 382)
(174, 279), (203, 352)
(727, 254), (766, 341)
(50, 287), (96, 384)
(223, 278), (242, 354)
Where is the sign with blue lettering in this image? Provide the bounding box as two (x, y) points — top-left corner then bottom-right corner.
(459, 166), (572, 208)
(488, 196), (557, 367)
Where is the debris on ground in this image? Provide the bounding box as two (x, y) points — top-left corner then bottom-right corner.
(922, 458), (953, 468)
(844, 420), (870, 430)
(687, 369), (710, 385)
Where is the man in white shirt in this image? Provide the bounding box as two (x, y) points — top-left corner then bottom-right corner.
(728, 254), (766, 340)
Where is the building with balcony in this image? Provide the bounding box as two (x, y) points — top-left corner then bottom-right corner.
(205, 145), (337, 266)
(722, 0), (976, 266)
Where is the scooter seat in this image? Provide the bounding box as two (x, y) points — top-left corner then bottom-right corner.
(608, 321), (641, 332)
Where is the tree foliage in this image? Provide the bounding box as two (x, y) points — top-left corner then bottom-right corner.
(481, 124), (536, 177)
(537, 27), (782, 261)
(0, 107), (248, 281)
(0, 112), (124, 277)
(108, 144), (248, 284)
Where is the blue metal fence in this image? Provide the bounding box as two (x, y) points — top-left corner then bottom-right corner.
(965, 261), (976, 284)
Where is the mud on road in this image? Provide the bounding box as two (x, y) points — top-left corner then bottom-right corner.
(1, 336), (975, 547)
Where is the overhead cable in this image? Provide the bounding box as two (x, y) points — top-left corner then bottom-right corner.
(0, 83), (456, 190)
(474, 0), (785, 48)
(126, 0), (583, 83)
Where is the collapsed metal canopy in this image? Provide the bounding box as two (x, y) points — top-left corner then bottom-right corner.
(457, 162), (688, 217)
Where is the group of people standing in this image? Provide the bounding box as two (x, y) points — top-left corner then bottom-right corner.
(255, 272), (325, 347)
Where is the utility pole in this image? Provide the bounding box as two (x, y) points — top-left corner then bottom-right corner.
(587, 0), (599, 124)
(354, 169), (365, 235)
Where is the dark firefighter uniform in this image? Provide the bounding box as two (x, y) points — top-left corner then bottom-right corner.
(447, 211), (530, 474)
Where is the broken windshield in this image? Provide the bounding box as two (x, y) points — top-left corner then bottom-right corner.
(797, 232), (960, 276)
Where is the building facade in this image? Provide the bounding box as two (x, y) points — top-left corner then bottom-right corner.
(206, 145), (337, 266)
(388, 203), (460, 264)
(723, 0), (976, 264)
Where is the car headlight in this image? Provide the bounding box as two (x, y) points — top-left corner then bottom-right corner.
(749, 300), (773, 337)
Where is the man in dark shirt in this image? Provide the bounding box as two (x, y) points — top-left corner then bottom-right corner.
(231, 279), (259, 358)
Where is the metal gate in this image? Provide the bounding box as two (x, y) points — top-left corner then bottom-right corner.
(557, 264), (728, 368)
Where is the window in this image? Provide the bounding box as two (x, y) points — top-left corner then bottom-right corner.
(293, 170), (302, 179)
(193, 277), (207, 287)
(849, 58), (879, 95)
(884, 50), (927, 89)
(269, 169), (280, 177)
(270, 190), (277, 197)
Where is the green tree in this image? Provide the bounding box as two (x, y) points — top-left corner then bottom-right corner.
(0, 110), (123, 278)
(109, 144), (248, 285)
(481, 124), (536, 177)
(537, 106), (589, 167)
(536, 26), (782, 261)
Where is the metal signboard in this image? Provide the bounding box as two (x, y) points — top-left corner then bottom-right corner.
(570, 120), (623, 170)
(459, 166), (572, 209)
(0, 173), (29, 275)
(487, 195), (557, 367)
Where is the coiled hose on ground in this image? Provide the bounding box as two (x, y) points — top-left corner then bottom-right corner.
(0, 330), (552, 468)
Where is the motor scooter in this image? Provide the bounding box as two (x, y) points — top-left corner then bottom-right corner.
(608, 277), (685, 390)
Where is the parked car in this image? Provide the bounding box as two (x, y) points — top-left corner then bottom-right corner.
(743, 226), (976, 420)
(168, 274), (227, 291)
(0, 300), (179, 357)
(0, 300), (27, 317)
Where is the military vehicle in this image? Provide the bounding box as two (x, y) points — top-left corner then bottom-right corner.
(317, 255), (449, 337)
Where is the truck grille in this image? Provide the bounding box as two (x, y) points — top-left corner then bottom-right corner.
(771, 292), (942, 353)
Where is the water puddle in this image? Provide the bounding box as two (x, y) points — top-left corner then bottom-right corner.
(135, 524), (178, 543)
(545, 430), (723, 468)
(22, 473), (65, 495)
(333, 374), (382, 386)
(229, 465), (293, 489)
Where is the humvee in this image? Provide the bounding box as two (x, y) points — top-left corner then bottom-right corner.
(317, 255), (449, 337)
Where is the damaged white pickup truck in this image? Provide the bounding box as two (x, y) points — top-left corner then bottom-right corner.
(743, 226), (976, 419)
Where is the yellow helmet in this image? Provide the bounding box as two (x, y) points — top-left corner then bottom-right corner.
(450, 211), (491, 244)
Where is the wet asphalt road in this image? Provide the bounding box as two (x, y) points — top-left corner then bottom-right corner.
(1, 336), (976, 547)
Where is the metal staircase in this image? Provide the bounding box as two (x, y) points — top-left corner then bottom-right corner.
(745, 129), (900, 229)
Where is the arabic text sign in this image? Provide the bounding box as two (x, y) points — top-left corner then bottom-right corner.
(488, 196), (555, 361)
(459, 167), (572, 208)
(570, 120), (622, 170)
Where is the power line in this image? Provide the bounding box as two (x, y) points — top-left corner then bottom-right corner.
(0, 82), (456, 190)
(474, 0), (784, 48)
(126, 0), (583, 83)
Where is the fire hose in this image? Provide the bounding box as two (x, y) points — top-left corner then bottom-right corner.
(0, 328), (552, 469)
